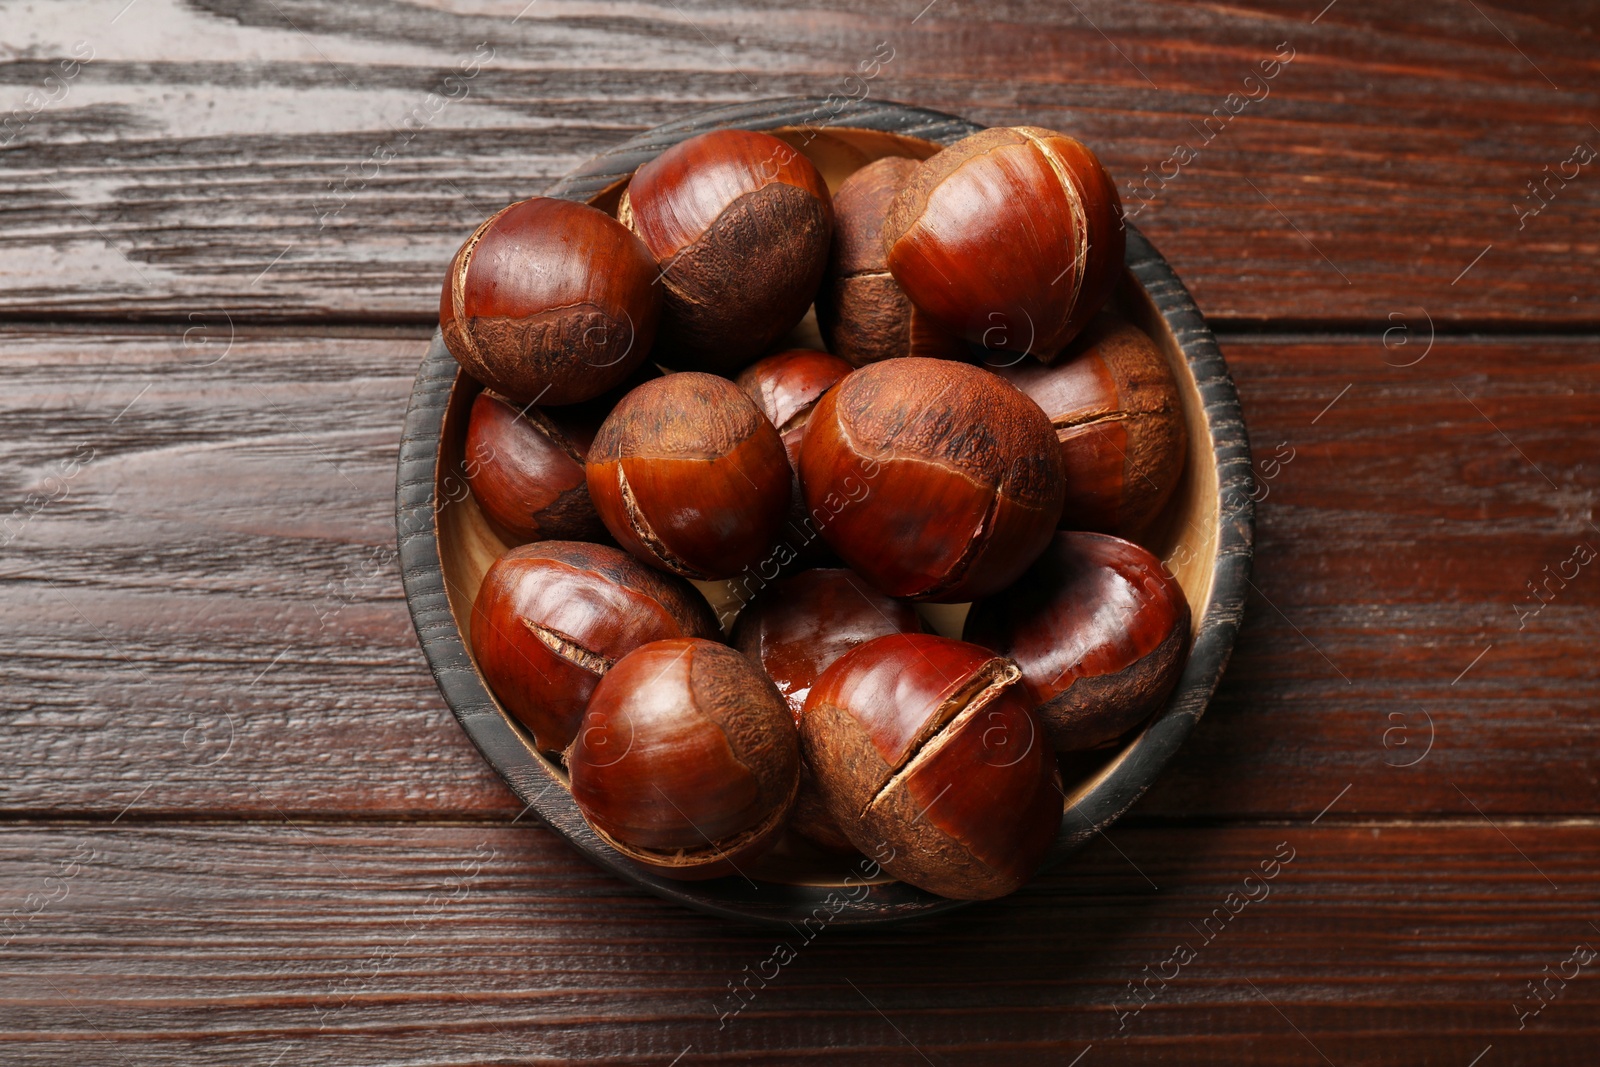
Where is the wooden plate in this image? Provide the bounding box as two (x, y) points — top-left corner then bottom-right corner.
(397, 98), (1254, 925)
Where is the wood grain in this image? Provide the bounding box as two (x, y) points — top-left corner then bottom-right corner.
(3, 821), (1597, 1065)
(1, 1), (1597, 326)
(1, 326), (1596, 823)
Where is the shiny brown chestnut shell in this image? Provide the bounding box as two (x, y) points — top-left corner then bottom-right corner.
(883, 126), (1123, 363)
(468, 541), (720, 753)
(731, 568), (926, 719)
(441, 197), (660, 405)
(800, 633), (1062, 900)
(735, 349), (853, 568)
(463, 390), (609, 545)
(815, 156), (967, 366)
(567, 638), (800, 880)
(964, 531), (1191, 751)
(993, 312), (1187, 538)
(733, 568), (926, 854)
(586, 372), (792, 581)
(797, 357), (1066, 602)
(618, 129), (834, 373)
(735, 349), (853, 469)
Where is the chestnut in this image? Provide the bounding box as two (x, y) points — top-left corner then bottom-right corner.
(735, 349), (852, 469)
(992, 312), (1187, 538)
(797, 357), (1066, 602)
(815, 156), (968, 366)
(587, 372), (792, 581)
(441, 196), (660, 405)
(964, 531), (1190, 751)
(464, 365), (662, 545)
(463, 390), (607, 545)
(882, 126), (1123, 363)
(619, 129), (833, 373)
(567, 638), (800, 880)
(731, 567), (925, 718)
(735, 348), (851, 565)
(801, 633), (1062, 900)
(733, 568), (926, 853)
(469, 541), (720, 753)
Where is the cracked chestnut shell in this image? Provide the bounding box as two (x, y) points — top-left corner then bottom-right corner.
(586, 372), (792, 581)
(441, 196), (660, 405)
(800, 633), (1062, 900)
(815, 156), (967, 366)
(993, 312), (1187, 538)
(733, 568), (926, 854)
(797, 357), (1066, 602)
(567, 638), (800, 880)
(965, 532), (1190, 752)
(618, 129), (834, 373)
(468, 541), (720, 753)
(883, 126), (1123, 363)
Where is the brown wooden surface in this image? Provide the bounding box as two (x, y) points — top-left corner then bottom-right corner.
(4, 0), (1599, 1062)
(3, 1), (1599, 327)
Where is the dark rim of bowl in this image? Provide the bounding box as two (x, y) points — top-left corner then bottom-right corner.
(397, 97), (1255, 926)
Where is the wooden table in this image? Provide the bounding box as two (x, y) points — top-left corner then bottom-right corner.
(4, 2), (1597, 1063)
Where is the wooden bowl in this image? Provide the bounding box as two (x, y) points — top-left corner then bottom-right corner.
(397, 99), (1254, 925)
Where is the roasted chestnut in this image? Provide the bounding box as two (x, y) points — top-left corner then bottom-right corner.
(815, 156), (967, 366)
(801, 633), (1062, 900)
(441, 197), (660, 405)
(619, 129), (834, 373)
(567, 638), (800, 879)
(797, 357), (1066, 602)
(731, 568), (925, 718)
(463, 390), (607, 545)
(587, 372), (792, 581)
(733, 568), (926, 853)
(883, 126), (1123, 363)
(469, 541), (720, 753)
(735, 349), (853, 469)
(993, 312), (1187, 538)
(964, 531), (1190, 751)
(734, 348), (853, 568)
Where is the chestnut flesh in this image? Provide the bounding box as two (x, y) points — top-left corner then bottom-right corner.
(816, 156), (967, 366)
(964, 531), (1190, 751)
(441, 196), (660, 405)
(801, 633), (1062, 900)
(469, 541), (720, 753)
(567, 638), (800, 880)
(883, 126), (1123, 363)
(619, 129), (834, 373)
(797, 357), (1066, 602)
(587, 372), (792, 581)
(993, 312), (1187, 539)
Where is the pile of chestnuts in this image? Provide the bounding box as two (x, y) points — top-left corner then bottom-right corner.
(445, 123), (1193, 902)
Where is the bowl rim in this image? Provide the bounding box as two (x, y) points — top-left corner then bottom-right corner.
(397, 96), (1255, 926)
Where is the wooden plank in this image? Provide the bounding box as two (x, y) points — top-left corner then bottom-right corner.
(1146, 331), (1600, 819)
(2, 821), (1597, 1064)
(0, 324), (515, 817)
(1, 1), (1597, 325)
(1, 326), (1597, 820)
